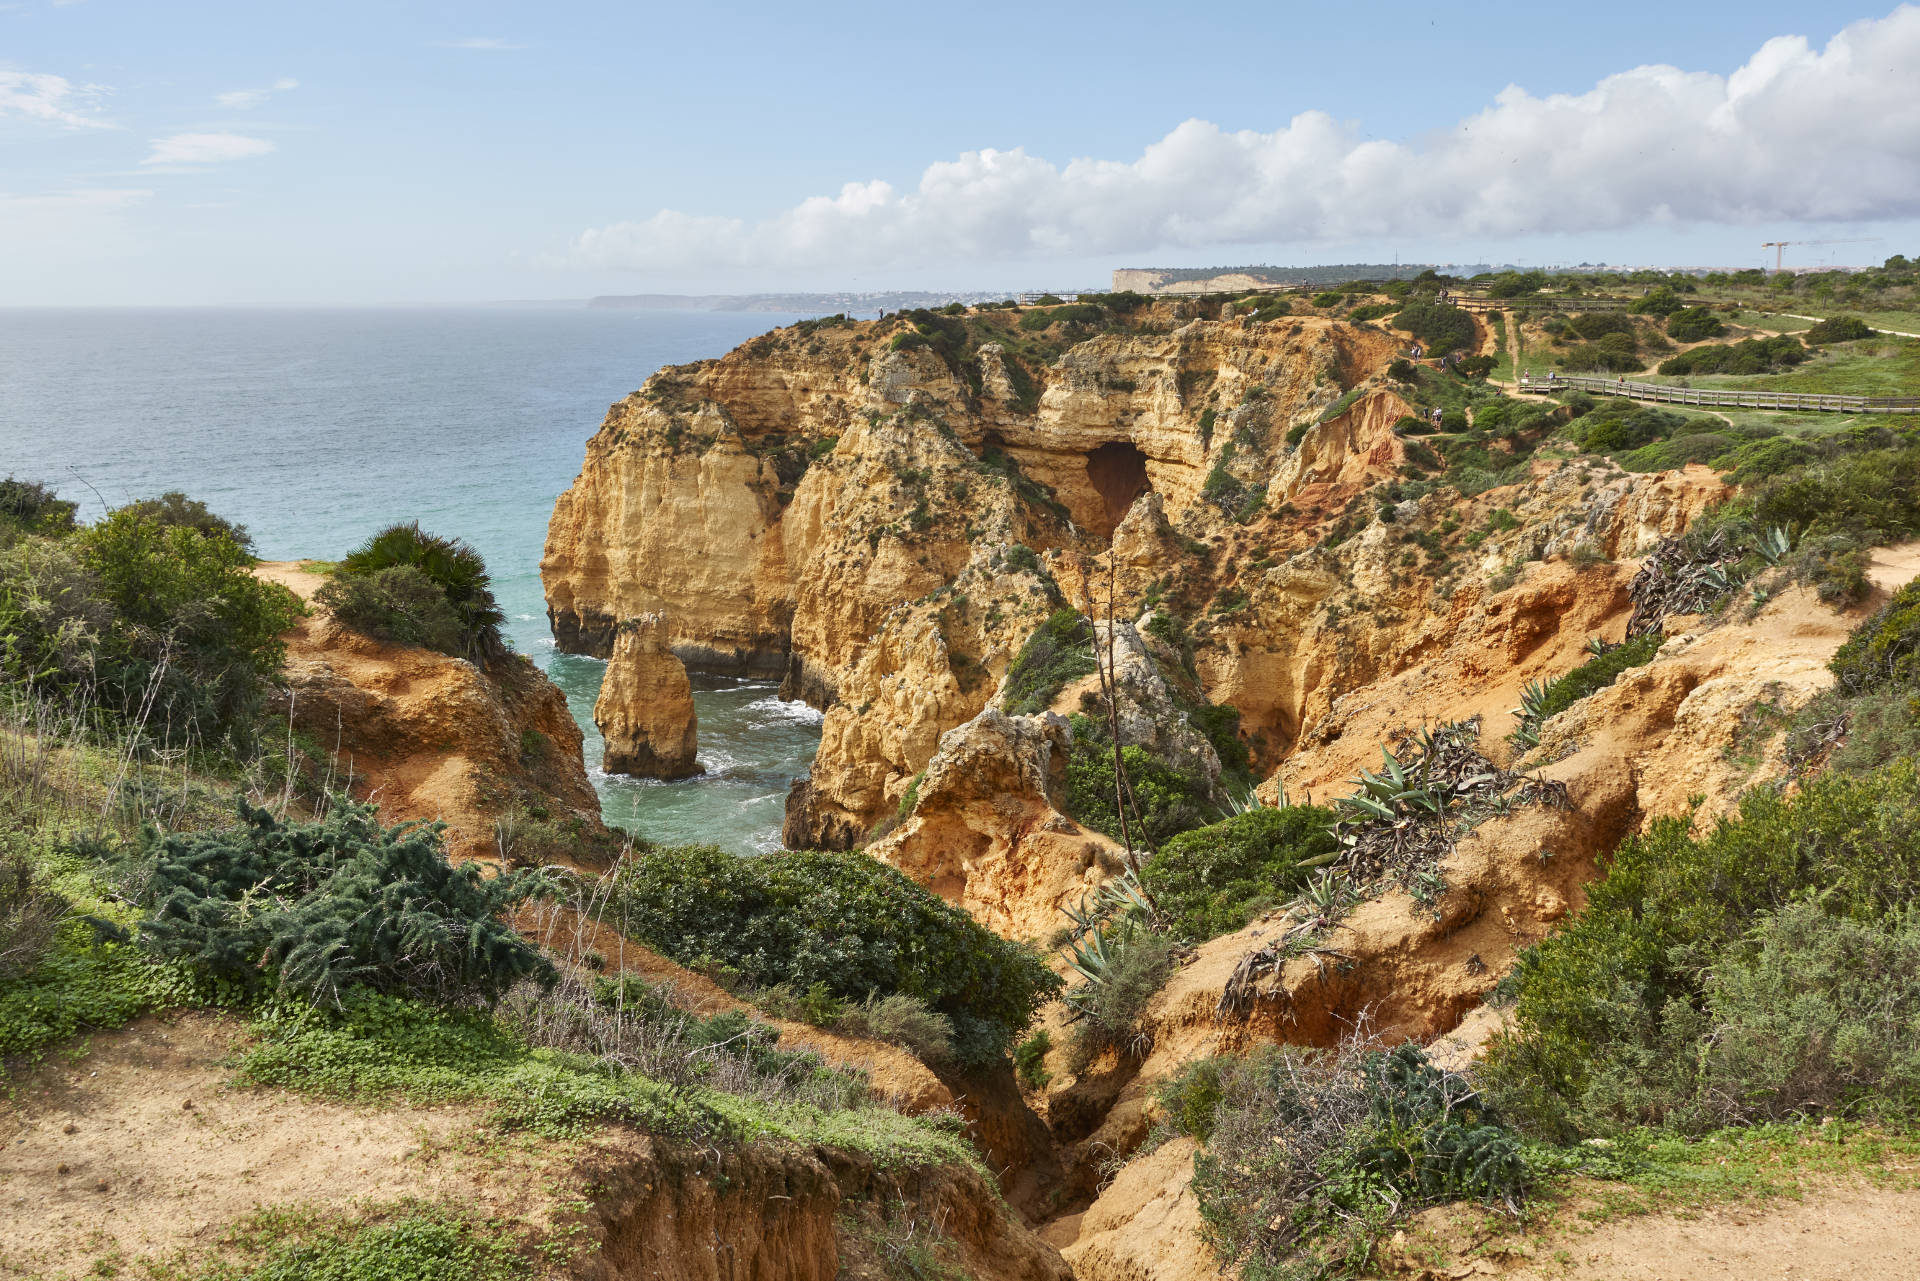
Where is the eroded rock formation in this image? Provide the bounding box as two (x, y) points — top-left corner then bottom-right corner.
(594, 612), (700, 779)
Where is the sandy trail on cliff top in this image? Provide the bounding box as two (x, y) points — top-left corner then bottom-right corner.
(0, 1013), (572, 1280)
(1484, 1183), (1920, 1280)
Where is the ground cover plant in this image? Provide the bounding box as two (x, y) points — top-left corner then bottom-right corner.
(1142, 804), (1339, 942)
(1000, 608), (1097, 714)
(1508, 634), (1663, 748)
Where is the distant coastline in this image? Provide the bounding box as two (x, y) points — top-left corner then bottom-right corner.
(586, 289), (1025, 314)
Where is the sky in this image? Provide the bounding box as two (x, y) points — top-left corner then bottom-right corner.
(4, 1), (1919, 305)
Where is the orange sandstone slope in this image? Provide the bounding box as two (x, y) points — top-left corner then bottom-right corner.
(254, 561), (607, 866)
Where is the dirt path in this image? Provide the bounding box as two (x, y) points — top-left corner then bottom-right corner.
(1494, 1183), (1920, 1280)
(0, 1013), (573, 1279)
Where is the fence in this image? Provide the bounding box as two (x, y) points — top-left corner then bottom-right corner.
(1518, 373), (1920, 413)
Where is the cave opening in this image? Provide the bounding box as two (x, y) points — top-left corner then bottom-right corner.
(1085, 441), (1151, 541)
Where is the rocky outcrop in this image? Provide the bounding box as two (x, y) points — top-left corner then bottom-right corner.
(255, 562), (608, 867)
(594, 613), (699, 779)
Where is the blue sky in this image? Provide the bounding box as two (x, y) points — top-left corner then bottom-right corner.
(4, 1), (1918, 304)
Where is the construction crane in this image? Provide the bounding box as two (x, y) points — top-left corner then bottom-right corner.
(1761, 238), (1882, 274)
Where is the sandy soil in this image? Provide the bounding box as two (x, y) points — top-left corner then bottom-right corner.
(0, 1013), (575, 1280)
(1492, 1184), (1920, 1280)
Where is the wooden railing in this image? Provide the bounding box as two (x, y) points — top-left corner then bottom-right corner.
(1517, 373), (1920, 413)
(1451, 295), (1632, 313)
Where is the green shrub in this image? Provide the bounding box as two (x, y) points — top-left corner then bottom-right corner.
(1014, 1029), (1052, 1090)
(0, 536), (112, 691)
(1063, 714), (1216, 851)
(1573, 403), (1696, 453)
(315, 564), (465, 655)
(338, 522), (506, 665)
(1813, 688), (1920, 776)
(1804, 314), (1875, 344)
(832, 992), (955, 1063)
(1570, 311), (1635, 340)
(1173, 1040), (1525, 1277)
(137, 799), (553, 1008)
(1064, 924), (1173, 1070)
(1828, 579), (1920, 693)
(0, 477), (77, 538)
(119, 490), (254, 552)
(0, 920), (209, 1059)
(1615, 432), (1733, 472)
(1719, 434), (1815, 484)
(1560, 332), (1642, 373)
(1386, 358), (1416, 382)
(1186, 702), (1250, 778)
(1142, 805), (1338, 942)
(607, 844), (1060, 1065)
(1628, 285), (1684, 315)
(1483, 759), (1920, 1138)
(1666, 307), (1726, 342)
(1393, 300), (1477, 355)
(1348, 302), (1395, 323)
(81, 508), (304, 743)
(222, 1203), (531, 1281)
(1658, 335), (1807, 375)
(1000, 609), (1097, 715)
(1311, 291), (1342, 308)
(1511, 633), (1661, 741)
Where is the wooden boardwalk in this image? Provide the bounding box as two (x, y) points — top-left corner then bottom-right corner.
(1452, 295), (1632, 313)
(1518, 372), (1920, 413)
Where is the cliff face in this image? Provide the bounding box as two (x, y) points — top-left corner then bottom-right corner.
(544, 307), (1397, 848)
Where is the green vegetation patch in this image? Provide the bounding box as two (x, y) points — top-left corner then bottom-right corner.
(1063, 713), (1217, 852)
(1000, 609), (1097, 715)
(1510, 634), (1662, 747)
(1658, 335), (1807, 376)
(1141, 804), (1338, 942)
(605, 844), (1059, 1066)
(1393, 300), (1478, 355)
(331, 522), (508, 665)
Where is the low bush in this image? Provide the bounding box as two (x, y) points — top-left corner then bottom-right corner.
(337, 522), (506, 665)
(1628, 285), (1684, 315)
(1658, 335), (1807, 375)
(1615, 432), (1734, 472)
(81, 507), (304, 744)
(606, 844), (1060, 1065)
(1482, 758), (1920, 1138)
(1392, 300), (1477, 355)
(829, 992), (955, 1063)
(1063, 714), (1217, 852)
(137, 799), (553, 1008)
(1560, 333), (1642, 373)
(1000, 609), (1097, 715)
(1513, 633), (1662, 739)
(0, 477), (77, 538)
(1141, 805), (1338, 942)
(1166, 1038), (1526, 1277)
(1828, 578), (1920, 693)
(1804, 314), (1875, 344)
(314, 564), (465, 655)
(1573, 403), (1696, 453)
(1063, 923), (1173, 1070)
(1014, 1028), (1053, 1090)
(119, 490), (254, 551)
(1666, 306), (1726, 342)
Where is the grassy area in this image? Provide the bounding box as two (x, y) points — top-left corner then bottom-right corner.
(1648, 335), (1920, 396)
(1722, 308), (1920, 337)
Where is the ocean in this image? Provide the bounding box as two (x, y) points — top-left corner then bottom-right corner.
(0, 306), (821, 854)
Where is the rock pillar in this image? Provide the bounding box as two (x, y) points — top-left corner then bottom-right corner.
(594, 613), (700, 779)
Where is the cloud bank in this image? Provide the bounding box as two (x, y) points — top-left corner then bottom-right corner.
(142, 132), (275, 166)
(216, 77), (298, 110)
(559, 6), (1920, 272)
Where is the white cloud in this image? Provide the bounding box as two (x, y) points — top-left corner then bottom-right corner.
(556, 6), (1920, 272)
(438, 37), (523, 51)
(0, 70), (109, 128)
(216, 77), (298, 110)
(142, 132), (275, 166)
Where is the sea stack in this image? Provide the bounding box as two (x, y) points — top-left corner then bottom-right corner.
(593, 613), (700, 779)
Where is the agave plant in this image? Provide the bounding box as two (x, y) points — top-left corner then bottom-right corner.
(1511, 679), (1552, 726)
(1583, 636), (1613, 659)
(1756, 524), (1794, 567)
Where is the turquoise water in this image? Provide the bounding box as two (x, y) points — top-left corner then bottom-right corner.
(0, 306), (820, 853)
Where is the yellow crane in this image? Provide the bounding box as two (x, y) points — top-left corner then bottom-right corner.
(1761, 238), (1881, 273)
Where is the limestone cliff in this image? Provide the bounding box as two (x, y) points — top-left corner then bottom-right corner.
(545, 304), (1399, 848)
(594, 613), (699, 779)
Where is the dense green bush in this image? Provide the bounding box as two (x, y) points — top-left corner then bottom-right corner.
(1573, 403), (1695, 453)
(1000, 609), (1097, 715)
(1829, 579), (1920, 693)
(1142, 805), (1338, 941)
(1615, 433), (1734, 472)
(1017, 302), (1104, 331)
(138, 799), (553, 1007)
(1628, 285), (1684, 316)
(1063, 713), (1216, 851)
(0, 477), (77, 539)
(315, 563), (465, 655)
(1717, 434), (1815, 484)
(1569, 312), (1635, 341)
(81, 508), (304, 742)
(1559, 332), (1642, 373)
(1484, 270), (1547, 298)
(1658, 335), (1807, 375)
(607, 844), (1060, 1064)
(1521, 634), (1662, 729)
(337, 523), (506, 665)
(1804, 314), (1875, 343)
(1062, 921), (1173, 1070)
(1483, 759), (1920, 1138)
(1666, 306), (1726, 342)
(1392, 300), (1477, 356)
(118, 490), (254, 551)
